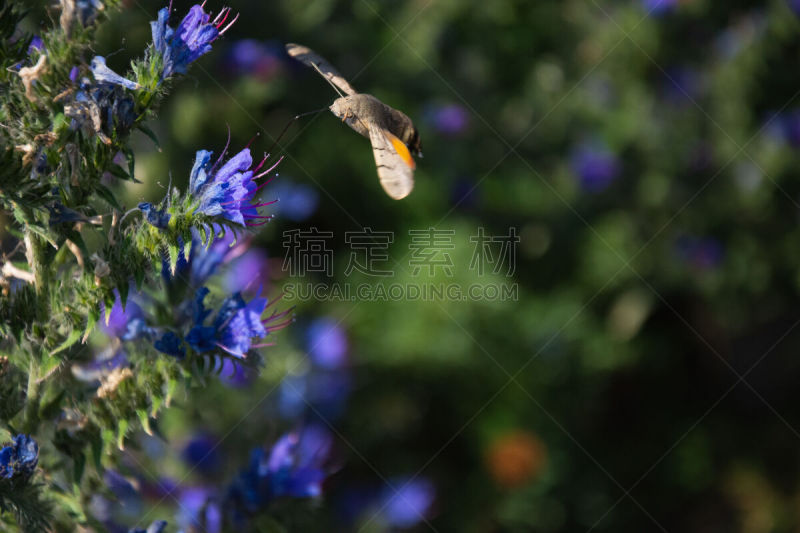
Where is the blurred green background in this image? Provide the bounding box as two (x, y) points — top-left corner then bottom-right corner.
(87, 0), (800, 530)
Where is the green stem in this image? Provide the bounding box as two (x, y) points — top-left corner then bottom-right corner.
(22, 361), (40, 434)
(23, 229), (49, 297)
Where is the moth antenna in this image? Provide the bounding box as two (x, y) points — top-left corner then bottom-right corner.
(310, 61), (346, 98)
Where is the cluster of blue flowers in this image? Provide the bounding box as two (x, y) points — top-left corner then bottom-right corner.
(66, 3), (235, 145)
(138, 143), (279, 231)
(227, 425), (332, 516)
(0, 434), (38, 480)
(151, 5), (237, 80)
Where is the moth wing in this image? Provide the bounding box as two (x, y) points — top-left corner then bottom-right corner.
(368, 124), (415, 200)
(285, 43), (357, 96)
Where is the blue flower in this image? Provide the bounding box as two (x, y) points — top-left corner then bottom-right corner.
(137, 202), (171, 229)
(675, 235), (724, 270)
(76, 0), (104, 26)
(182, 434), (221, 475)
(270, 179), (319, 222)
(151, 4), (238, 80)
(101, 290), (150, 341)
(66, 80), (136, 143)
(186, 288), (268, 357)
(642, 0), (677, 16)
(90, 56), (140, 90)
(127, 520), (167, 533)
(0, 434), (38, 480)
(569, 140), (621, 193)
(188, 146), (278, 227)
(306, 317), (349, 369)
(227, 425), (331, 513)
(380, 478), (435, 528)
(177, 487), (221, 533)
(154, 331), (186, 358)
(27, 36), (44, 55)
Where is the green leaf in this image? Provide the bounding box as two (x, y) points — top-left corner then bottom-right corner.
(123, 147), (140, 183)
(50, 328), (81, 357)
(137, 124), (162, 151)
(107, 163), (133, 181)
(83, 307), (99, 343)
(95, 183), (122, 210)
(118, 281), (129, 308)
(167, 243), (181, 274)
(136, 409), (153, 436)
(116, 419), (128, 450)
(72, 451), (86, 485)
(150, 395), (163, 418)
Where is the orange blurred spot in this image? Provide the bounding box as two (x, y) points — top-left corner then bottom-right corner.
(485, 431), (547, 488)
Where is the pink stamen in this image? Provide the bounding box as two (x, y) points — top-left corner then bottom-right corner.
(211, 127), (232, 172)
(251, 342), (276, 348)
(246, 220), (272, 227)
(244, 133), (260, 150)
(243, 214), (274, 220)
(212, 6), (227, 25)
(263, 306), (294, 324)
(266, 318), (294, 332)
(255, 156), (284, 179)
(253, 154), (269, 173)
(215, 342), (247, 358)
(248, 199), (279, 209)
(265, 293), (285, 310)
(220, 12), (239, 35)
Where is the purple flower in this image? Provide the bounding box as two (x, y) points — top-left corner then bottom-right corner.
(72, 349), (129, 382)
(137, 202), (171, 229)
(270, 179), (319, 222)
(661, 67), (703, 105)
(426, 104), (469, 136)
(278, 370), (351, 420)
(28, 36), (44, 55)
(101, 290), (149, 341)
(182, 434), (221, 475)
(177, 487), (221, 533)
(128, 520), (167, 533)
(66, 80), (136, 142)
(791, 0), (800, 15)
(76, 0), (104, 26)
(184, 287), (289, 358)
(675, 235), (724, 270)
(642, 0), (677, 16)
(90, 56), (139, 90)
(151, 5), (238, 80)
(569, 141), (621, 192)
(219, 358), (255, 388)
(0, 434), (38, 480)
(189, 146), (278, 227)
(306, 318), (348, 369)
(227, 425), (332, 513)
(69, 66), (80, 83)
(769, 110), (800, 147)
(225, 39), (281, 80)
(224, 248), (269, 294)
(154, 331), (185, 358)
(380, 478), (435, 528)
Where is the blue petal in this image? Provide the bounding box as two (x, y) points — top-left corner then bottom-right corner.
(138, 202), (171, 229)
(189, 149), (214, 195)
(154, 332), (185, 358)
(90, 56), (139, 90)
(186, 325), (217, 353)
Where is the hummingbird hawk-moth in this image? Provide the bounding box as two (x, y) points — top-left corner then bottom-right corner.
(286, 43), (421, 200)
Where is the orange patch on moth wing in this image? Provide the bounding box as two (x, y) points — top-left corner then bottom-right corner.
(387, 132), (416, 169)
